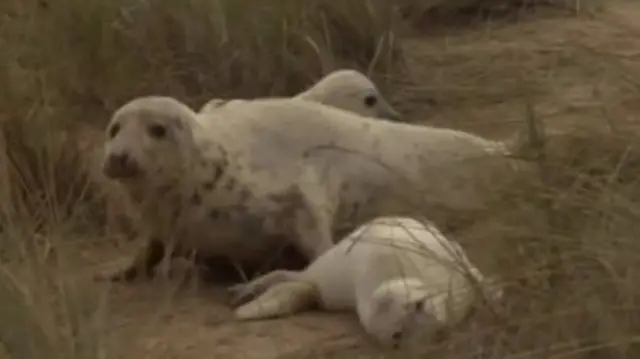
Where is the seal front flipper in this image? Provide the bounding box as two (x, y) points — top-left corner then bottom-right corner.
(233, 281), (318, 320)
(228, 269), (301, 305)
(94, 237), (165, 282)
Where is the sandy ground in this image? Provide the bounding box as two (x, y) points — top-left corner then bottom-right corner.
(29, 2), (640, 358)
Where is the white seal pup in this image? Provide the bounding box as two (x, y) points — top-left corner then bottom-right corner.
(97, 96), (309, 281)
(229, 216), (504, 348)
(198, 69), (402, 121)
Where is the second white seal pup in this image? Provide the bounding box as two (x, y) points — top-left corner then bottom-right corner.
(198, 69), (402, 121)
(229, 216), (503, 348)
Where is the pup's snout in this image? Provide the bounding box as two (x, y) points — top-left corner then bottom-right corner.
(103, 152), (139, 179)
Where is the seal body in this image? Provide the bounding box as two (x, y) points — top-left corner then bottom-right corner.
(98, 96), (306, 282)
(197, 97), (523, 242)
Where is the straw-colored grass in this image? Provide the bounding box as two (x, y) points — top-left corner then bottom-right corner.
(3, 0), (640, 358)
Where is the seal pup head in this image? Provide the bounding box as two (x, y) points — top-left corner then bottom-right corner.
(102, 96), (199, 188)
(362, 278), (443, 348)
(295, 69), (403, 121)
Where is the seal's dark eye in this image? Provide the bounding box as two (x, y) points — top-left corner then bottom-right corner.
(148, 124), (166, 139)
(364, 95), (377, 107)
(108, 123), (120, 139)
(413, 300), (424, 312)
(391, 331), (402, 348)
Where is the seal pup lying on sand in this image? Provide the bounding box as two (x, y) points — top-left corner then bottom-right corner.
(229, 216), (504, 348)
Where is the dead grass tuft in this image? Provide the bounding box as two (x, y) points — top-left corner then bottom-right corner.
(414, 118), (640, 359)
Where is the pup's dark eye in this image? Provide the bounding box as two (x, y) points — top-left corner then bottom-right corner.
(364, 95), (377, 107)
(413, 300), (424, 311)
(108, 123), (120, 139)
(391, 331), (402, 348)
(148, 124), (167, 139)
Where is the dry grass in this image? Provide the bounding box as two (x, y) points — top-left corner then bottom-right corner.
(0, 0), (403, 357)
(3, 0), (640, 358)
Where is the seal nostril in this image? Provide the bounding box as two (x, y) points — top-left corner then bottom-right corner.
(117, 153), (129, 166)
(103, 151), (139, 178)
(105, 153), (133, 177)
